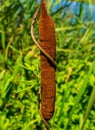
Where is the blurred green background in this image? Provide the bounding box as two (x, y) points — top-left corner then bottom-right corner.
(0, 0), (95, 129)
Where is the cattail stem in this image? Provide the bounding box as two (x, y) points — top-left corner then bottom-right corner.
(38, 87), (50, 130)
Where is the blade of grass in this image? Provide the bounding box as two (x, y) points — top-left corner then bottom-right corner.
(80, 86), (95, 130)
(66, 60), (95, 128)
(1, 24), (5, 49)
(89, 0), (93, 13)
(75, 25), (93, 57)
(1, 53), (23, 98)
(55, 25), (86, 32)
(22, 119), (38, 130)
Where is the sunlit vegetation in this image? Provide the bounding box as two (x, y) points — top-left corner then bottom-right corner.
(0, 0), (95, 129)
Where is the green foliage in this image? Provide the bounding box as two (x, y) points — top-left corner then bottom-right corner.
(0, 0), (95, 129)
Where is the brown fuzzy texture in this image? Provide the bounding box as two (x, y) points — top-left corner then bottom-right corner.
(39, 2), (56, 121)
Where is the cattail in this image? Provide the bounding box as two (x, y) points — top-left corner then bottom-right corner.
(39, 1), (56, 121)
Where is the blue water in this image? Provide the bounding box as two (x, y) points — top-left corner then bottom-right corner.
(37, 0), (95, 21)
